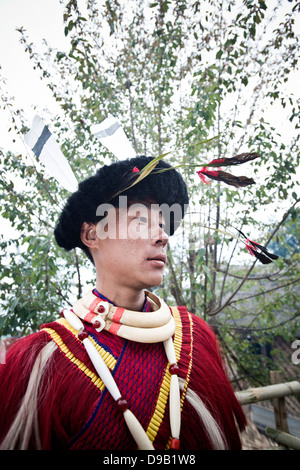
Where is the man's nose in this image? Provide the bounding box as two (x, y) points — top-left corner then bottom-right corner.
(152, 225), (169, 246)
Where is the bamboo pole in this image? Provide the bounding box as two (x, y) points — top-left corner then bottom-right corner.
(270, 371), (289, 433)
(265, 427), (300, 450)
(235, 381), (300, 405)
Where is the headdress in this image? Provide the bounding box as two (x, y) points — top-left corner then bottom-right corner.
(24, 114), (279, 265)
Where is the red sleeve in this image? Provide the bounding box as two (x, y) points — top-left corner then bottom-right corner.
(0, 331), (52, 446)
(188, 314), (247, 443)
(0, 328), (102, 449)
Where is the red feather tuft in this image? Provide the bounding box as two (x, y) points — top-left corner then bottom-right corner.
(198, 168), (255, 187)
(197, 167), (211, 184)
(241, 234), (279, 264)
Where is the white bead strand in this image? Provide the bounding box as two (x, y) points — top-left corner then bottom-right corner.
(163, 337), (177, 364)
(82, 337), (121, 402)
(169, 374), (181, 439)
(163, 337), (181, 449)
(62, 309), (154, 450)
(63, 308), (84, 332)
(123, 409), (154, 450)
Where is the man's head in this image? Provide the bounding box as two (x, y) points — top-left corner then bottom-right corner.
(54, 155), (189, 264)
(79, 201), (170, 289)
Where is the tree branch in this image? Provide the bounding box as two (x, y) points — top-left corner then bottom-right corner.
(229, 277), (300, 305)
(166, 253), (186, 306)
(208, 197), (300, 316)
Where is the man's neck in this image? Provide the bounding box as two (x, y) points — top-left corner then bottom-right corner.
(95, 283), (146, 312)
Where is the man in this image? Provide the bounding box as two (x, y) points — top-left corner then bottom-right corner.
(0, 156), (246, 450)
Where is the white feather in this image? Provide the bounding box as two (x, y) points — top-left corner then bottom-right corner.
(24, 115), (78, 193)
(91, 115), (136, 160)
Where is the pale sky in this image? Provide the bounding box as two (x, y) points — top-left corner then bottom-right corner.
(0, 0), (299, 152)
(0, 0), (299, 196)
(0, 0), (68, 150)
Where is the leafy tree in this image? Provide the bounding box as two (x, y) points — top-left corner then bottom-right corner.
(0, 0), (299, 386)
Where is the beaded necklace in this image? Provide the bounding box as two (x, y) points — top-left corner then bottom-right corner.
(62, 290), (181, 450)
(93, 288), (151, 312)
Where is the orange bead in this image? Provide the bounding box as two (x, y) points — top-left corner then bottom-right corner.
(170, 438), (180, 450)
(170, 437), (180, 450)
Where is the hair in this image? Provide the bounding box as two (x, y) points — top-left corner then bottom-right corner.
(178, 377), (227, 449)
(54, 156), (189, 261)
(0, 341), (57, 450)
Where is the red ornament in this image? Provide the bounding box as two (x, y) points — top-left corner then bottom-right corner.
(93, 320), (101, 329)
(97, 305), (106, 313)
(245, 239), (256, 256)
(207, 158), (226, 167)
(169, 363), (180, 375)
(197, 167), (211, 185)
(116, 397), (129, 413)
(78, 329), (89, 341)
(197, 167), (256, 188)
(170, 438), (180, 450)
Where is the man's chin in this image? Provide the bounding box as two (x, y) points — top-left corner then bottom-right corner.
(144, 276), (164, 289)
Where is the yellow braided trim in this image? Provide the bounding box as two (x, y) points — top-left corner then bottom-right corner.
(171, 307), (183, 364)
(43, 327), (104, 390)
(56, 317), (117, 370)
(166, 308), (193, 450)
(42, 321), (116, 391)
(179, 311), (193, 405)
(145, 307), (183, 443)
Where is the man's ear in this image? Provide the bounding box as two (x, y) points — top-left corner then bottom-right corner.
(80, 222), (98, 249)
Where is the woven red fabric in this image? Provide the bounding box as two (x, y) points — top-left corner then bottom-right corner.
(178, 307), (246, 449)
(0, 307), (246, 450)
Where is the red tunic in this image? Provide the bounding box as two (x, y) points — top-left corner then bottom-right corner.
(0, 306), (246, 449)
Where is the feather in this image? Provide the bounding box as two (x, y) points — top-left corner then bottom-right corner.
(247, 240), (279, 261)
(111, 167), (141, 198)
(247, 248), (273, 264)
(108, 152), (170, 200)
(91, 115), (136, 160)
(192, 215), (279, 266)
(197, 168), (255, 187)
(207, 153), (260, 167)
(244, 235), (279, 264)
(254, 251), (274, 264)
(197, 153), (259, 188)
(24, 115), (78, 192)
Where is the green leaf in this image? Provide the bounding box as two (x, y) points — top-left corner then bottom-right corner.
(241, 76), (248, 86)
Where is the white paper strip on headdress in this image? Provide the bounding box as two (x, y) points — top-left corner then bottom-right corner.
(24, 115), (78, 192)
(90, 115), (136, 160)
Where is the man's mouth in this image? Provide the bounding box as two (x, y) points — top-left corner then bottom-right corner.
(146, 254), (166, 267)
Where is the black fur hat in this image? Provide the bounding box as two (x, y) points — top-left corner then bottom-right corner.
(54, 156), (189, 259)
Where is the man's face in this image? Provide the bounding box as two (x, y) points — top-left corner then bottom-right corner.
(94, 203), (168, 290)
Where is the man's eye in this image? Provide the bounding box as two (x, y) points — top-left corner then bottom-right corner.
(136, 216), (148, 224)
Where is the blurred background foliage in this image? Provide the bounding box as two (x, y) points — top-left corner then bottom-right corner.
(0, 0), (299, 387)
